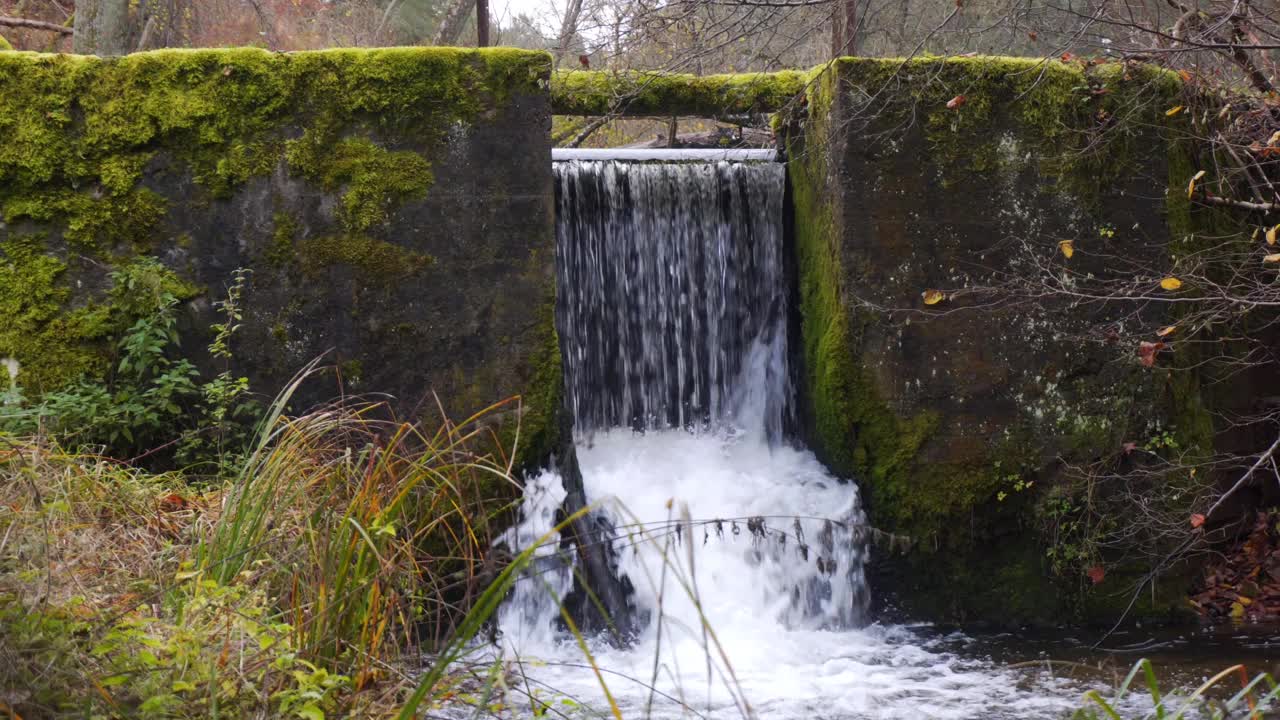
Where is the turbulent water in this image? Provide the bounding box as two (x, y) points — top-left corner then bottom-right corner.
(488, 158), (1090, 719)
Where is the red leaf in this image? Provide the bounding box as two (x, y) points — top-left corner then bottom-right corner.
(1191, 513), (1206, 529)
(1061, 52), (1076, 62)
(159, 493), (189, 512)
(1087, 565), (1106, 584)
(1137, 340), (1166, 368)
(578, 54), (590, 68)
(946, 95), (966, 109)
(1122, 441), (1138, 454)
(1028, 31), (1038, 41)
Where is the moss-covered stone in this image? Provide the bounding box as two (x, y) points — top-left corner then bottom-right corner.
(0, 47), (558, 473)
(551, 69), (808, 116)
(0, 237), (111, 393)
(783, 56), (1199, 625)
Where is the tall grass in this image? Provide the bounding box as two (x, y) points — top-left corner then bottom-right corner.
(0, 366), (537, 718)
(1075, 659), (1280, 720)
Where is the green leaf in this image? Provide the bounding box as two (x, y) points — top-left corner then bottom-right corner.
(296, 704), (325, 720)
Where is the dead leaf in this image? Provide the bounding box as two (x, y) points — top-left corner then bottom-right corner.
(1179, 69), (1192, 82)
(1187, 169), (1206, 199)
(1166, 105), (1185, 117)
(1028, 31), (1038, 41)
(1087, 565), (1106, 584)
(1265, 253), (1280, 263)
(1269, 225), (1279, 246)
(1058, 239), (1074, 259)
(921, 289), (945, 305)
(1191, 513), (1206, 529)
(1122, 441), (1138, 454)
(159, 493), (189, 512)
(1160, 277), (1183, 291)
(946, 95), (966, 110)
(1138, 341), (1166, 368)
(1157, 325), (1177, 337)
(1061, 52), (1075, 62)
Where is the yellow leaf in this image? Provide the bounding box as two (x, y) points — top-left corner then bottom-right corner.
(1186, 170), (1206, 199)
(1264, 253), (1280, 263)
(1231, 601), (1245, 618)
(1058, 239), (1074, 259)
(1269, 225), (1278, 246)
(921, 289), (945, 305)
(1159, 277), (1183, 290)
(1157, 325), (1176, 337)
(1253, 227), (1261, 242)
(1165, 105), (1185, 116)
(1238, 595), (1254, 606)
(1270, 130), (1280, 146)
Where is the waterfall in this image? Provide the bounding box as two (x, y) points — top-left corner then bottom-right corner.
(500, 154), (867, 652)
(555, 159), (793, 441)
(485, 156), (1084, 720)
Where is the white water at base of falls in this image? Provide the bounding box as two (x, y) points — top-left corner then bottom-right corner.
(490, 429), (1089, 719)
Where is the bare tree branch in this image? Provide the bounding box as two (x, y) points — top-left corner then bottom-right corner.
(0, 14), (72, 35)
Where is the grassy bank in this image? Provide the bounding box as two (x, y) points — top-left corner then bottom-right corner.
(0, 385), (529, 718)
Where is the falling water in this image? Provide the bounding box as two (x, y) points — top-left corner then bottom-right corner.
(555, 159), (793, 440)
(489, 157), (1087, 719)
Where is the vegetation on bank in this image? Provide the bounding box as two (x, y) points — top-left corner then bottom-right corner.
(0, 255), (534, 718)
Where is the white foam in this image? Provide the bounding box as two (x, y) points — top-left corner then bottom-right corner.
(492, 429), (1086, 719)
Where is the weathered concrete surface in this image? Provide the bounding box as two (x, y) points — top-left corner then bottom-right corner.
(0, 47), (558, 463)
(783, 57), (1204, 624)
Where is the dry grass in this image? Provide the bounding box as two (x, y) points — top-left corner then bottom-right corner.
(0, 388), (526, 719)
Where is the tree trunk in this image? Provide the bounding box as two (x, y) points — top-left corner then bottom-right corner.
(553, 0), (584, 67)
(476, 0), (489, 46)
(830, 0), (860, 58)
(73, 0), (134, 55)
(432, 0), (473, 46)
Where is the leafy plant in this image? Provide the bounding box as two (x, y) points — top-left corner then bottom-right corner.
(1, 258), (260, 469)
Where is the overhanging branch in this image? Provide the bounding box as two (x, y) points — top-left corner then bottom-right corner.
(0, 15), (73, 36)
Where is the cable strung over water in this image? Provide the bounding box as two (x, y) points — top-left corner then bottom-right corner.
(554, 159), (793, 441)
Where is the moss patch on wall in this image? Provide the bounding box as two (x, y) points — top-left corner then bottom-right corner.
(295, 234), (435, 280)
(0, 46), (552, 425)
(552, 69), (808, 117)
(0, 237), (111, 393)
(0, 47), (549, 255)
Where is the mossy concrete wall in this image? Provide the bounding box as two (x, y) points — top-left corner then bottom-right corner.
(782, 57), (1203, 625)
(0, 47), (558, 463)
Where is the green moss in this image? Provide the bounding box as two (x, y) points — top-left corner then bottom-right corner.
(266, 212), (299, 268)
(832, 56), (1181, 193)
(511, 303), (562, 472)
(0, 237), (112, 393)
(0, 35), (12, 52)
(338, 359), (364, 384)
(287, 135), (432, 234)
(552, 69), (808, 116)
(296, 234), (434, 281)
(0, 47), (550, 253)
